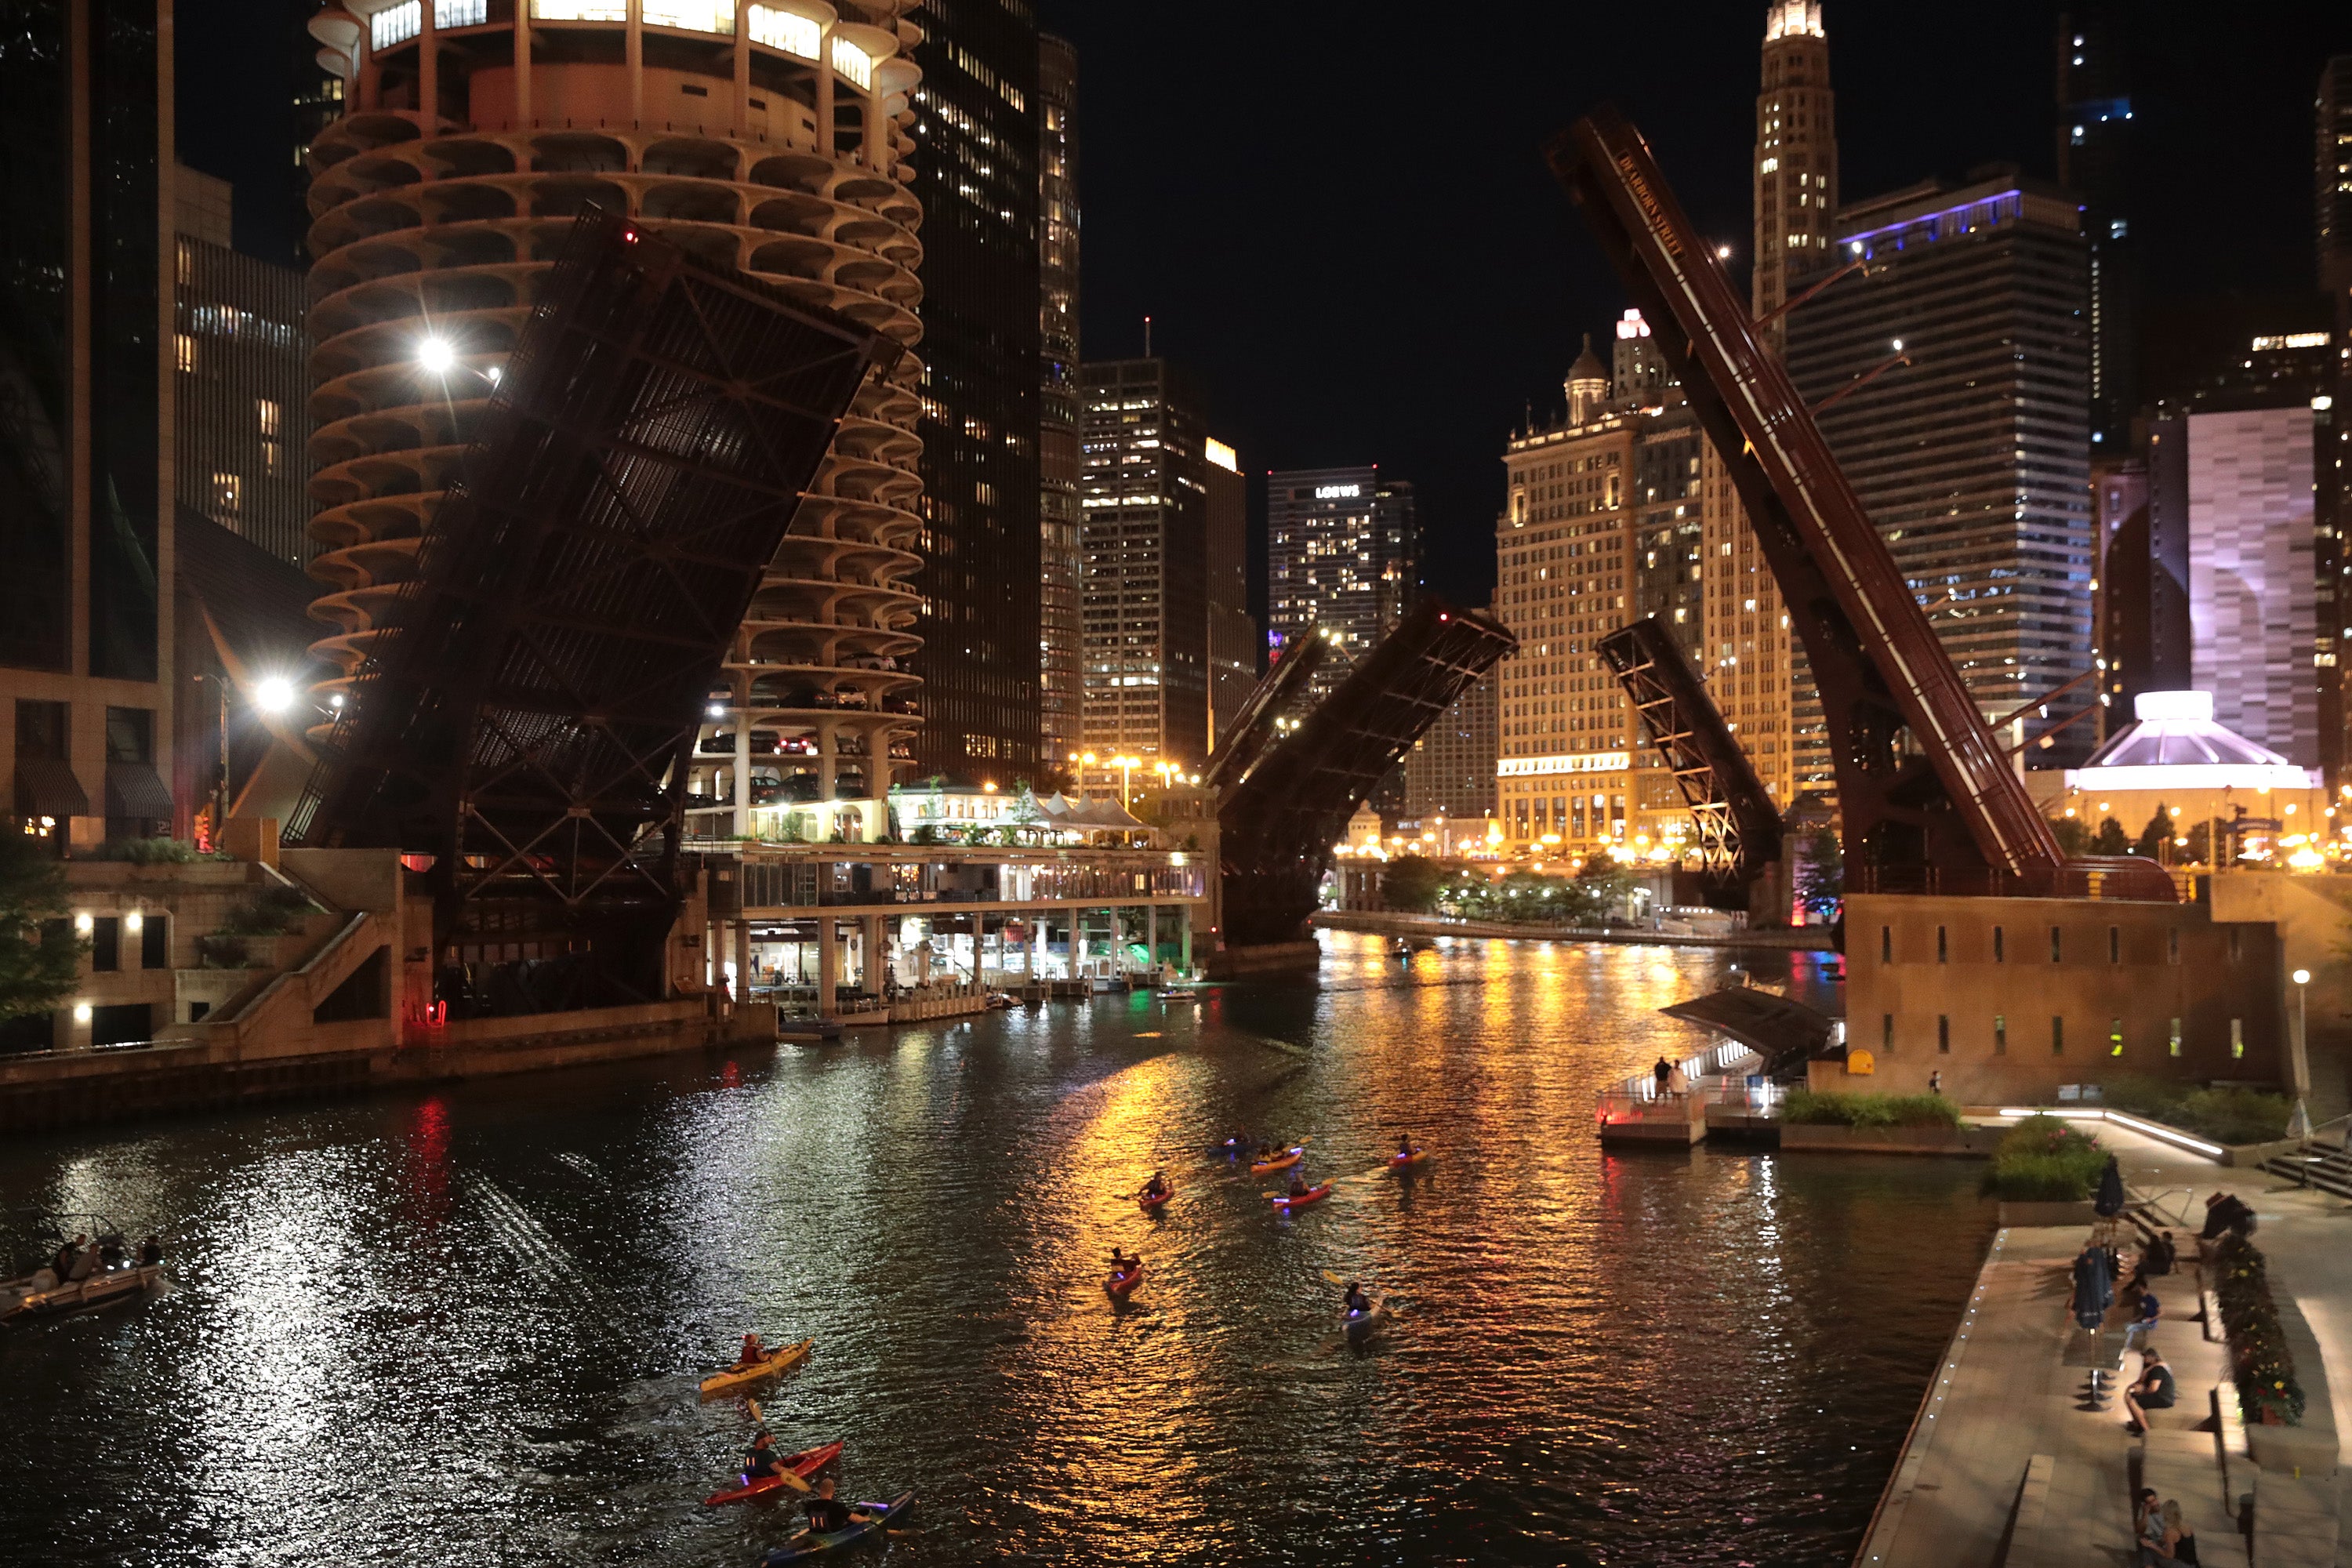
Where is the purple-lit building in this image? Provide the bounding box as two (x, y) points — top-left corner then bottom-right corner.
(1787, 167), (2096, 767)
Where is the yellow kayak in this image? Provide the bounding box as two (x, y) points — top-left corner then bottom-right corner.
(698, 1337), (812, 1399)
(1249, 1147), (1304, 1176)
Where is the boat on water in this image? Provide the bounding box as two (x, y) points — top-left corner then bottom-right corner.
(1345, 1296), (1388, 1343)
(1105, 1260), (1145, 1298)
(699, 1336), (813, 1399)
(1248, 1146), (1304, 1176)
(1271, 1181), (1333, 1212)
(761, 1492), (915, 1564)
(2, 1261), (165, 1326)
(702, 1439), (844, 1506)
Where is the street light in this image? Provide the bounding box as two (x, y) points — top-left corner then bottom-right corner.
(417, 336), (457, 375)
(253, 676), (296, 715)
(2291, 968), (2314, 1138)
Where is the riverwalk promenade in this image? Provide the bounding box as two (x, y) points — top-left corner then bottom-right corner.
(1857, 1122), (2352, 1567)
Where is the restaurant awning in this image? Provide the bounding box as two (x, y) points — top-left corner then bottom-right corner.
(14, 757), (89, 819)
(104, 761), (176, 820)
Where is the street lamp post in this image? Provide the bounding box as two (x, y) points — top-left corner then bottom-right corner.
(2290, 967), (2314, 1139)
(1113, 755), (1138, 810)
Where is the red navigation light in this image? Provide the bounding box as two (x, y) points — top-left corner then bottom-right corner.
(622, 227), (639, 243)
(1439, 612), (1449, 622)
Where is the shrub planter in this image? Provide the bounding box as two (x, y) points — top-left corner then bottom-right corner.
(1998, 1200), (2099, 1227)
(1778, 1123), (2000, 1156)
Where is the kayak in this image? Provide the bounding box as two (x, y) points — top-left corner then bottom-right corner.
(1271, 1182), (1333, 1211)
(1106, 1261), (1145, 1298)
(699, 1337), (812, 1399)
(1138, 1184), (1172, 1214)
(1345, 1297), (1388, 1342)
(1249, 1147), (1304, 1176)
(701, 1440), (844, 1506)
(762, 1491), (915, 1564)
(1390, 1148), (1428, 1171)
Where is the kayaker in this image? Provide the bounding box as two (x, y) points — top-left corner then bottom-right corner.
(798, 1476), (873, 1536)
(1344, 1281), (1370, 1317)
(1109, 1247), (1139, 1276)
(1397, 1134), (1417, 1158)
(742, 1431), (784, 1482)
(1142, 1171), (1168, 1200)
(1287, 1170), (1311, 1198)
(735, 1332), (767, 1370)
(1256, 1142), (1274, 1162)
(138, 1236), (163, 1268)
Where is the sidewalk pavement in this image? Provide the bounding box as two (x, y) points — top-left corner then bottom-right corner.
(1852, 1120), (2351, 1568)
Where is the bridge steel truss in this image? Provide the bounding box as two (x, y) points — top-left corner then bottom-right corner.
(1214, 600), (1516, 948)
(1597, 618), (1782, 908)
(1548, 109), (2169, 902)
(291, 211), (898, 1009)
(1201, 633), (1329, 797)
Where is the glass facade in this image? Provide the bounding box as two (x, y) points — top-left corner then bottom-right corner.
(909, 0), (1043, 781)
(88, 0), (162, 685)
(0, 0), (75, 673)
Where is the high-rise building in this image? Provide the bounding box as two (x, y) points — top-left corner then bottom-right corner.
(1265, 466), (1416, 696)
(1204, 436), (1257, 746)
(1751, 0), (1837, 351)
(174, 176), (311, 567)
(0, 0), (178, 862)
(1036, 32), (1081, 775)
(1738, 2), (1808, 805)
(907, 0), (1041, 782)
(2317, 56), (2352, 786)
(1077, 358), (1218, 772)
(2056, 7), (2139, 452)
(2182, 408), (2318, 764)
(302, 2), (928, 844)
(1401, 669), (1497, 826)
(1788, 169), (2096, 768)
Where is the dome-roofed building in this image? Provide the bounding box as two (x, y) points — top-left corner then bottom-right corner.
(2031, 691), (2326, 858)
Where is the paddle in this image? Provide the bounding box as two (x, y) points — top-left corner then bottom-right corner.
(739, 1398), (813, 1496)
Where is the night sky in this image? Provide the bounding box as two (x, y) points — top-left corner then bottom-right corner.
(180, 1), (2352, 621)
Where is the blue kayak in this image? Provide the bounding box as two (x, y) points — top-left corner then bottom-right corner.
(761, 1492), (914, 1564)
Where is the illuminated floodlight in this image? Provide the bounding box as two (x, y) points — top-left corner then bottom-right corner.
(417, 336), (456, 374)
(252, 676), (297, 714)
(1715, 244), (1733, 260)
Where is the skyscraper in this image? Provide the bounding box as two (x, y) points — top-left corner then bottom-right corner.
(1204, 437), (1257, 746)
(1036, 33), (1082, 775)
(1401, 670), (1497, 826)
(2184, 408), (2318, 764)
(1, 0), (178, 857)
(2318, 56), (2352, 785)
(301, 2), (929, 844)
(909, 1), (1042, 781)
(1788, 169), (2096, 766)
(1078, 358), (1219, 771)
(2056, 8), (2140, 452)
(174, 175), (311, 567)
(1265, 466), (1416, 695)
(1751, 1), (1838, 350)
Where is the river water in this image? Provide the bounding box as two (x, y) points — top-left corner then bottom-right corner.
(0, 931), (1992, 1567)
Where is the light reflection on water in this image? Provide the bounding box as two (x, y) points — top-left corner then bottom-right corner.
(0, 931), (1987, 1566)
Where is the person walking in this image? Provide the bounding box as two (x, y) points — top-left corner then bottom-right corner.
(1927, 1070), (1943, 1096)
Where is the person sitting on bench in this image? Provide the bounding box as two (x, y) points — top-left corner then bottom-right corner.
(2128, 1231), (2176, 1291)
(2124, 1348), (2176, 1437)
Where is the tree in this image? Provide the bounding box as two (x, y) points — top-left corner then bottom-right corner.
(2049, 815), (2092, 856)
(2092, 815), (2130, 856)
(1795, 824), (1843, 918)
(2132, 804), (2172, 861)
(0, 835), (82, 1023)
(1381, 855), (1444, 913)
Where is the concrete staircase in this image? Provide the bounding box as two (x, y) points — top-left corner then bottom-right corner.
(2262, 1140), (2352, 1200)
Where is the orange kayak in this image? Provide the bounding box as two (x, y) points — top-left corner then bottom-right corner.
(1138, 1184), (1172, 1213)
(1271, 1182), (1332, 1211)
(1106, 1261), (1144, 1297)
(1249, 1147), (1303, 1176)
(1390, 1148), (1428, 1171)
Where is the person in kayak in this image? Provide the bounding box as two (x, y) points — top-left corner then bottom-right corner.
(797, 1477), (874, 1537)
(1343, 1281), (1371, 1317)
(1397, 1134), (1417, 1158)
(1142, 1171), (1168, 1200)
(742, 1430), (784, 1482)
(1287, 1170), (1312, 1198)
(1108, 1247), (1140, 1276)
(734, 1332), (768, 1370)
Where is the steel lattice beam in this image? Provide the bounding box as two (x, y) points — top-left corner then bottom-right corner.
(1598, 618), (1781, 905)
(290, 210), (898, 1009)
(1216, 601), (1516, 948)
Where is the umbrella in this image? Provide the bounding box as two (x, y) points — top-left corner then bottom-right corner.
(2094, 1154), (2125, 1217)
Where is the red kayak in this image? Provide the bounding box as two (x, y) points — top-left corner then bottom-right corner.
(1271, 1182), (1333, 1211)
(1106, 1261), (1145, 1297)
(701, 1440), (844, 1507)
(1139, 1184), (1172, 1214)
